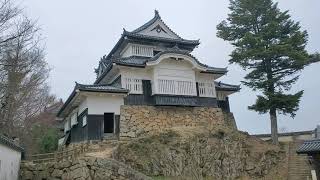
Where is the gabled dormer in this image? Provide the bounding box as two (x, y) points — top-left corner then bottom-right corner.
(102, 10), (199, 59)
(130, 10), (184, 40)
(118, 10), (201, 58)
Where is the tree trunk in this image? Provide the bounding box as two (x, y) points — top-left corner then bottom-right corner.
(269, 108), (278, 145)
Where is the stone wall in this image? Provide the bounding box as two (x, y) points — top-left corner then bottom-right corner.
(115, 127), (287, 179)
(20, 157), (151, 180)
(120, 105), (236, 138)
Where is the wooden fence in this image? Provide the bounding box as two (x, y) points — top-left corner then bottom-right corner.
(22, 143), (89, 163)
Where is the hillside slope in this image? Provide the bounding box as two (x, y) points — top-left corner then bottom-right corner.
(114, 126), (288, 180)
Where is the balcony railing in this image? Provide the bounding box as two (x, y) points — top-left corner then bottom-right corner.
(123, 78), (216, 98)
(124, 78), (143, 94)
(198, 82), (215, 97)
(157, 79), (196, 96)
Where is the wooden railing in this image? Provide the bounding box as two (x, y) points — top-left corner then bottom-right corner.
(124, 78), (143, 94)
(22, 143), (89, 163)
(157, 79), (196, 96)
(198, 82), (215, 97)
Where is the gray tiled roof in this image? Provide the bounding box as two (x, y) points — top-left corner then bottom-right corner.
(123, 31), (200, 45)
(130, 10), (199, 45)
(112, 56), (149, 67)
(0, 134), (24, 152)
(297, 139), (320, 154)
(110, 50), (228, 75)
(215, 81), (241, 92)
(76, 83), (129, 93)
(57, 83), (129, 117)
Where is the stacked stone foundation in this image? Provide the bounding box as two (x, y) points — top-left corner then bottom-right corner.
(120, 105), (235, 138)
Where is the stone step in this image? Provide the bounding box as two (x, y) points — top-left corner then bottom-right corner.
(287, 141), (312, 180)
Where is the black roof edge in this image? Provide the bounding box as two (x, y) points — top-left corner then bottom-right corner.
(200, 70), (228, 75)
(215, 82), (241, 92)
(131, 10), (161, 34)
(78, 89), (128, 94)
(57, 88), (77, 118)
(296, 139), (320, 154)
(123, 31), (200, 45)
(115, 62), (146, 68)
(0, 134), (24, 152)
(297, 150), (317, 155)
(57, 83), (129, 118)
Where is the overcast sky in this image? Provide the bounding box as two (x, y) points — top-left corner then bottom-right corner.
(21, 0), (320, 134)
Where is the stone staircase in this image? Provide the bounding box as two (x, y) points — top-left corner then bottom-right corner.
(287, 141), (312, 180)
(84, 139), (119, 159)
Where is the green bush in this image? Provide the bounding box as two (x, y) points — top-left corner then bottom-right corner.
(38, 128), (59, 153)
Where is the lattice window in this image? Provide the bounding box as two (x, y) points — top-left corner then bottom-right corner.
(198, 82), (215, 97)
(124, 78), (143, 94)
(132, 45), (153, 57)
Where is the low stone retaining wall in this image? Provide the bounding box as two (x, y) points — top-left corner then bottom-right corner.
(20, 157), (151, 180)
(120, 106), (234, 138)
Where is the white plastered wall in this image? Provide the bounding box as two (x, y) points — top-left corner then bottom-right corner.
(78, 98), (87, 114)
(0, 144), (21, 180)
(63, 93), (124, 133)
(119, 66), (153, 81)
(154, 58), (195, 80)
(138, 19), (180, 39)
(153, 58), (197, 95)
(118, 58), (218, 97)
(85, 94), (124, 115)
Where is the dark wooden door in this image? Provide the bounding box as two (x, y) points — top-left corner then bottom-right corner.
(104, 113), (114, 133)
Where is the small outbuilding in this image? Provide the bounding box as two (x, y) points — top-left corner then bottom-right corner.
(0, 134), (24, 180)
(297, 139), (320, 180)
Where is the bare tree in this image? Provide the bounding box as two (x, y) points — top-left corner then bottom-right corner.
(0, 0), (52, 137)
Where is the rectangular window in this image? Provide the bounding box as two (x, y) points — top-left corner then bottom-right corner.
(82, 115), (87, 127)
(71, 113), (78, 127)
(124, 78), (143, 94)
(64, 119), (71, 134)
(131, 45), (153, 57)
(198, 82), (215, 97)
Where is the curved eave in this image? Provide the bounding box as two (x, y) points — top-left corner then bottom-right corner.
(123, 31), (200, 46)
(131, 10), (162, 34)
(215, 81), (241, 93)
(215, 87), (241, 92)
(57, 89), (77, 118)
(201, 68), (228, 75)
(146, 51), (226, 74)
(114, 62), (146, 68)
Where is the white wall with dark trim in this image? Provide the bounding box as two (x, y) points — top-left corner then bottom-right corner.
(0, 144), (21, 180)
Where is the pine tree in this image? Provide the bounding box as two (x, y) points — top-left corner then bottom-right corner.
(217, 0), (317, 144)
